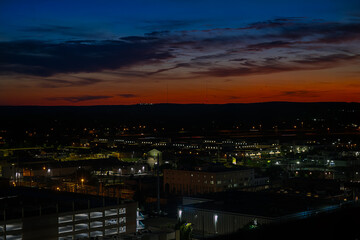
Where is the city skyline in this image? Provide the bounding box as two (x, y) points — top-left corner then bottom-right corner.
(1, 0), (360, 105)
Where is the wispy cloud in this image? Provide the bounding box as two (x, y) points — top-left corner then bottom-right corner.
(293, 54), (360, 65)
(46, 95), (112, 103)
(21, 24), (110, 39)
(279, 90), (327, 97)
(39, 77), (103, 88)
(147, 63), (191, 75)
(0, 39), (173, 76)
(194, 54), (360, 77)
(138, 20), (200, 31)
(117, 93), (138, 98)
(1, 18), (360, 81)
(245, 41), (292, 51)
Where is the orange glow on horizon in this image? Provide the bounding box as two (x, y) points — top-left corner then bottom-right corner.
(1, 67), (359, 106)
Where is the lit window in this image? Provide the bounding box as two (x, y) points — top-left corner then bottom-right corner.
(90, 231), (103, 238)
(105, 228), (117, 236)
(58, 225), (73, 234)
(58, 236), (72, 240)
(6, 223), (22, 231)
(119, 226), (126, 233)
(119, 217), (126, 223)
(105, 209), (117, 216)
(75, 233), (89, 239)
(119, 208), (126, 214)
(75, 223), (89, 231)
(58, 215), (73, 223)
(90, 212), (102, 218)
(90, 221), (103, 228)
(75, 213), (88, 221)
(105, 219), (118, 226)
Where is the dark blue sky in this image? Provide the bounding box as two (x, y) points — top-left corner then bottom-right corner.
(0, 0), (360, 105)
(1, 0), (358, 41)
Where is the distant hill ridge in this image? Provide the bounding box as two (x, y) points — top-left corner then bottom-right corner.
(0, 102), (359, 129)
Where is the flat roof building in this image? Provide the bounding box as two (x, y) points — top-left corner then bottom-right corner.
(179, 191), (346, 237)
(0, 187), (144, 240)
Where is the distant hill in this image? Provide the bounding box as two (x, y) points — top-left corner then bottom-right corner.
(0, 102), (359, 130)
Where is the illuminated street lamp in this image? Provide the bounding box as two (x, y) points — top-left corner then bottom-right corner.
(81, 178), (84, 187)
(214, 214), (218, 233)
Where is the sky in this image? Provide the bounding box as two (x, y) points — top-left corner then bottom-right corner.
(0, 0), (360, 105)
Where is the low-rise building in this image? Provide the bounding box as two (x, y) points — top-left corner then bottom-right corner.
(179, 191), (346, 237)
(163, 168), (268, 195)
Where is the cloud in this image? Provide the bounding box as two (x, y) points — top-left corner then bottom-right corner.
(145, 31), (171, 37)
(117, 94), (138, 98)
(292, 54), (360, 65)
(187, 20), (360, 51)
(177, 17), (304, 34)
(23, 25), (74, 33)
(46, 95), (112, 103)
(39, 77), (103, 88)
(244, 18), (304, 30)
(258, 90), (330, 99)
(2, 18), (360, 81)
(313, 22), (360, 44)
(194, 65), (296, 77)
(120, 36), (158, 42)
(245, 41), (292, 51)
(139, 20), (199, 31)
(264, 21), (360, 44)
(192, 52), (233, 61)
(230, 58), (248, 62)
(279, 90), (323, 97)
(21, 24), (109, 39)
(194, 53), (360, 77)
(0, 39), (173, 76)
(147, 63), (191, 75)
(227, 96), (247, 100)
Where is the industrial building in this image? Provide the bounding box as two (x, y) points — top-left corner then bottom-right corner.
(178, 191), (345, 237)
(0, 187), (144, 240)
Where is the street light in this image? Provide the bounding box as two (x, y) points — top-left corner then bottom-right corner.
(178, 209), (182, 220)
(81, 178), (84, 187)
(214, 214), (218, 234)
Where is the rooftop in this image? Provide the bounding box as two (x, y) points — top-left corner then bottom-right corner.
(172, 164), (253, 173)
(0, 187), (133, 221)
(182, 191), (341, 218)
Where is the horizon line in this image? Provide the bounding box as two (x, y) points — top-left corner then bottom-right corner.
(0, 101), (359, 107)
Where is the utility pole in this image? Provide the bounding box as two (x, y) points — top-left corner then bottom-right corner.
(203, 214), (205, 238)
(157, 153), (161, 214)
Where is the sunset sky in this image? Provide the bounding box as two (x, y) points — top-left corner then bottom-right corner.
(0, 0), (360, 105)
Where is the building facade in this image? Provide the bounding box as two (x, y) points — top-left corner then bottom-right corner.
(163, 168), (259, 195)
(0, 197), (143, 240)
